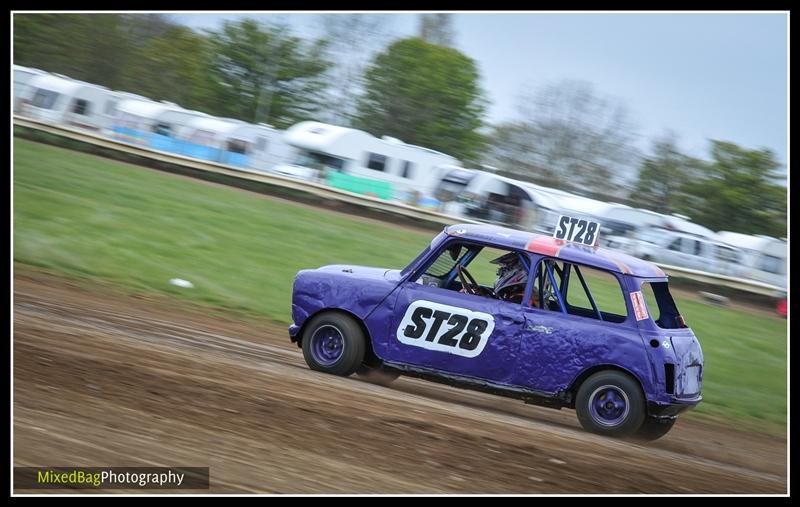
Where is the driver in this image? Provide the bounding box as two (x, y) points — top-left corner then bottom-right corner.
(491, 252), (530, 304)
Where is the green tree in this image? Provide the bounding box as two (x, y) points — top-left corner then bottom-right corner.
(483, 80), (639, 199)
(118, 26), (216, 111)
(632, 134), (703, 214)
(314, 14), (393, 126)
(683, 141), (787, 237)
(354, 37), (487, 162)
(14, 14), (174, 89)
(205, 19), (333, 128)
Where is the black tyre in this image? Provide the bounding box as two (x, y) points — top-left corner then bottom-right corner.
(301, 312), (366, 376)
(356, 366), (400, 386)
(633, 417), (677, 442)
(575, 370), (646, 438)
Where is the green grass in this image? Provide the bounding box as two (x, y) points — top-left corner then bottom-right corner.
(13, 138), (787, 431)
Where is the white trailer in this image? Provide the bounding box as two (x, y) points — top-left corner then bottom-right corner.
(715, 232), (787, 289)
(110, 98), (211, 152)
(20, 74), (118, 132)
(110, 98), (169, 144)
(273, 121), (460, 200)
(629, 229), (746, 277)
(13, 65), (48, 113)
(182, 116), (290, 172)
(457, 172), (564, 233)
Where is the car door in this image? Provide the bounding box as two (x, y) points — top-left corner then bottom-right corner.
(513, 258), (642, 395)
(382, 243), (527, 385)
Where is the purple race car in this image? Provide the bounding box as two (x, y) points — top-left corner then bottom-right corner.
(289, 223), (703, 440)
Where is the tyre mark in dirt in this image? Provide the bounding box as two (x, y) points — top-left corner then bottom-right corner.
(15, 297), (302, 367)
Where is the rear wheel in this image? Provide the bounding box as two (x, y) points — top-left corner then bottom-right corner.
(633, 417), (677, 442)
(575, 371), (646, 438)
(301, 312), (365, 376)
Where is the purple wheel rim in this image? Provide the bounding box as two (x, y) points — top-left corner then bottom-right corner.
(310, 325), (345, 366)
(588, 385), (630, 427)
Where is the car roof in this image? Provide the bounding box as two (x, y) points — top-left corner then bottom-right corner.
(445, 223), (666, 278)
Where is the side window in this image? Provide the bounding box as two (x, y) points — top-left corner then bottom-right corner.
(759, 255), (784, 275)
(694, 241), (703, 256)
(227, 139), (249, 154)
(365, 152), (388, 172)
(255, 137), (267, 152)
(641, 282), (687, 329)
(72, 99), (90, 115)
(401, 160), (415, 178)
(562, 263), (628, 323)
(153, 123), (172, 136)
(32, 89), (59, 109)
(668, 238), (682, 251)
(530, 259), (564, 312)
(715, 245), (739, 263)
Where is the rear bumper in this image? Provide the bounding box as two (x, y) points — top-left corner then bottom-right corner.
(647, 395), (702, 419)
(288, 324), (301, 342)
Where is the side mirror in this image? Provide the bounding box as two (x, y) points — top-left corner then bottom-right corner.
(448, 244), (462, 261)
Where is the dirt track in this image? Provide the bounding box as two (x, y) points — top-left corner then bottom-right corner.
(13, 268), (787, 494)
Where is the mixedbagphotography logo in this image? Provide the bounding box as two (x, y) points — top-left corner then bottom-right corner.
(14, 467), (210, 490)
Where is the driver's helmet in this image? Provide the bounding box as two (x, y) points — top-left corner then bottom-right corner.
(491, 252), (527, 301)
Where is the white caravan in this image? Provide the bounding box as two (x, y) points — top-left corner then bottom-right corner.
(715, 232), (787, 289)
(273, 121), (460, 199)
(21, 73), (118, 131)
(456, 172), (564, 233)
(182, 116), (290, 172)
(13, 65), (48, 113)
(531, 191), (643, 238)
(629, 229), (745, 276)
(111, 98), (210, 144)
(432, 166), (481, 215)
(110, 98), (169, 143)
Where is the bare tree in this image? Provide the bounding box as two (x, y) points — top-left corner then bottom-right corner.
(484, 79), (640, 198)
(418, 13), (455, 47)
(315, 14), (394, 125)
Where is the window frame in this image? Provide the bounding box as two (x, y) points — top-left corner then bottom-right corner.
(365, 152), (388, 172)
(400, 160), (415, 179)
(71, 98), (90, 116)
(528, 256), (632, 325)
(406, 238), (537, 309)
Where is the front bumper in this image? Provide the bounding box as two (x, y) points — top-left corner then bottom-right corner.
(288, 324), (301, 342)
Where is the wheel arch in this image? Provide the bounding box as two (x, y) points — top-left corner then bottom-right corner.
(294, 308), (380, 367)
(567, 364), (646, 409)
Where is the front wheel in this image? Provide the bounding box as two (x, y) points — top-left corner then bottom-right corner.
(301, 312), (365, 376)
(575, 371), (646, 438)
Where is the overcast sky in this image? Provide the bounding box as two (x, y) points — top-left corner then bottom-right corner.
(174, 12), (788, 172)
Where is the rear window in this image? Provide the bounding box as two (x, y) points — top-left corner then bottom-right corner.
(641, 281), (687, 329)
